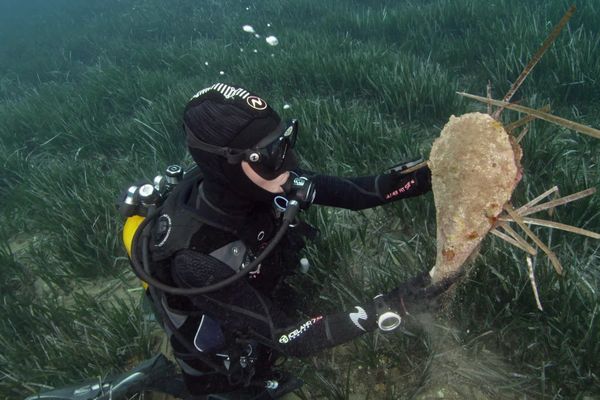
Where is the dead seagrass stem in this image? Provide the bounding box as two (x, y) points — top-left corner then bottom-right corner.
(499, 216), (600, 239)
(526, 256), (544, 311)
(494, 223), (538, 255)
(504, 204), (563, 275)
(518, 188), (596, 217)
(487, 81), (493, 115)
(505, 105), (551, 133)
(486, 186), (597, 276)
(516, 186), (559, 214)
(493, 5), (576, 120)
(490, 228), (537, 255)
(458, 93), (600, 140)
(516, 126), (530, 143)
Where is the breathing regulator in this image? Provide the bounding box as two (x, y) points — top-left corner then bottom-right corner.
(120, 164), (316, 295)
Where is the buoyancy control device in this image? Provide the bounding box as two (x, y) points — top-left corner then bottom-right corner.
(119, 164), (315, 295)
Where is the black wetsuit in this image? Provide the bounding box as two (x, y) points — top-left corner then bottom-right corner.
(148, 168), (430, 396)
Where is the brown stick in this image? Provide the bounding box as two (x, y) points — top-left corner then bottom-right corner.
(457, 93), (600, 140)
(548, 189), (560, 218)
(497, 216), (600, 240)
(526, 256), (544, 311)
(516, 186), (560, 214)
(493, 5), (576, 120)
(487, 81), (493, 116)
(490, 228), (537, 255)
(516, 126), (530, 143)
(519, 188), (596, 217)
(506, 105), (551, 133)
(504, 204), (563, 275)
(497, 223), (538, 255)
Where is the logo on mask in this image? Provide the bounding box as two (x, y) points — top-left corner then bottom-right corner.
(247, 95), (267, 110)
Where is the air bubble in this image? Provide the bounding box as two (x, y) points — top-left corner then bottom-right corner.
(266, 36), (279, 46)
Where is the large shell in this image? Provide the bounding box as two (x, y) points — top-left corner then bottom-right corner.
(429, 112), (522, 283)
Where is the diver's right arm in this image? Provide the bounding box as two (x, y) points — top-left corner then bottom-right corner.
(170, 250), (384, 357)
(169, 249), (460, 358)
(300, 166), (432, 211)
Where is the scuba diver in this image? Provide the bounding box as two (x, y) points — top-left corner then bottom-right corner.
(120, 83), (458, 400)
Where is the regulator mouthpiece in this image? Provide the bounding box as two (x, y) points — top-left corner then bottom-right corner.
(277, 174), (316, 222)
(283, 175), (316, 209)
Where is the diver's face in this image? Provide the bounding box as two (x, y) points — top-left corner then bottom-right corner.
(241, 161), (289, 193)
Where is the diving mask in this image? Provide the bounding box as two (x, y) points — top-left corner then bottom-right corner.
(185, 119), (299, 179)
(247, 119), (298, 179)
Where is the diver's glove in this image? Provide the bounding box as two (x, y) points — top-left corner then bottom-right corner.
(377, 159), (432, 202)
(375, 271), (462, 332)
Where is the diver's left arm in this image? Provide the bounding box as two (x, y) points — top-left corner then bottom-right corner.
(299, 165), (431, 211)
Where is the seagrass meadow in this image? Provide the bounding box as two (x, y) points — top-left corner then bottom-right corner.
(1, 0), (599, 398)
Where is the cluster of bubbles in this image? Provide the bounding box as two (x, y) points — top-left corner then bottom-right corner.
(203, 61), (225, 76)
(241, 25), (279, 49)
(203, 7), (290, 109)
(240, 23), (289, 109)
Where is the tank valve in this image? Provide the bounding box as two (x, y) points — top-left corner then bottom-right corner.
(153, 175), (167, 196)
(119, 185), (140, 218)
(165, 165), (184, 186)
(139, 184), (159, 207)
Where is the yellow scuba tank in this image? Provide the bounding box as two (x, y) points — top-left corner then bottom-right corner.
(119, 184), (153, 258)
(118, 165), (185, 290)
(120, 185), (151, 290)
(122, 214), (147, 290)
(123, 215), (145, 258)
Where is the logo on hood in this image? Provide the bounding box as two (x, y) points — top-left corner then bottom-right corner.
(247, 95), (267, 110)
